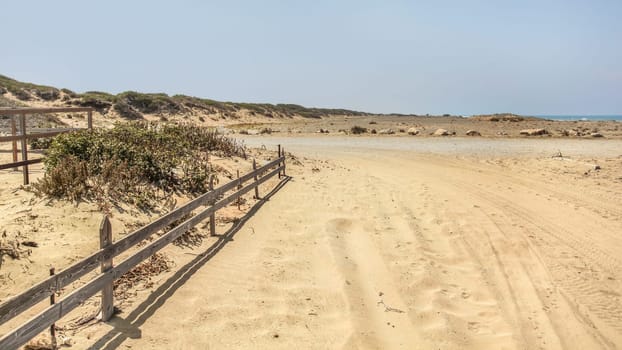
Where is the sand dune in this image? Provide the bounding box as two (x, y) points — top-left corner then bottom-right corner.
(62, 137), (622, 349)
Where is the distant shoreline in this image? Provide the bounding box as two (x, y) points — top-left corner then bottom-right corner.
(534, 115), (622, 122)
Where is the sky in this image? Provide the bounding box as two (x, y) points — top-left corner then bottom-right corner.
(1, 0), (621, 115)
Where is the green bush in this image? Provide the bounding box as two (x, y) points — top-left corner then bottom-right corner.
(12, 89), (32, 101)
(113, 100), (143, 119)
(34, 122), (246, 209)
(33, 89), (60, 101)
(61, 88), (77, 97)
(30, 137), (53, 150)
(117, 91), (181, 114)
(74, 92), (116, 110)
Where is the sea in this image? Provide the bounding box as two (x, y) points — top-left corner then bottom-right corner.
(535, 115), (622, 122)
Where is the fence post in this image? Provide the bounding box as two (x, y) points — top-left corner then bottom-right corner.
(237, 170), (241, 210)
(277, 145), (282, 178)
(19, 113), (29, 185)
(253, 158), (259, 199)
(87, 110), (93, 130)
(209, 175), (216, 236)
(11, 117), (18, 171)
(99, 216), (114, 321)
(49, 267), (57, 348)
(282, 147), (286, 177)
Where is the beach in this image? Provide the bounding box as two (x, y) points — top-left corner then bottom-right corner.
(2, 0), (621, 347)
(42, 135), (621, 349)
(1, 119), (622, 349)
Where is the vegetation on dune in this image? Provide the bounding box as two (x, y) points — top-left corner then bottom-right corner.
(1, 74), (369, 120)
(470, 113), (544, 122)
(0, 97), (66, 128)
(350, 125), (368, 134)
(0, 95), (27, 108)
(71, 91), (117, 111)
(60, 88), (77, 97)
(29, 137), (53, 150)
(117, 91), (183, 114)
(33, 122), (246, 210)
(113, 100), (143, 119)
(0, 74), (60, 101)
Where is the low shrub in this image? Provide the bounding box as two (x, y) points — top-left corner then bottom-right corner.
(61, 88), (77, 98)
(350, 126), (367, 134)
(34, 122), (247, 210)
(117, 91), (182, 114)
(114, 100), (143, 119)
(74, 92), (115, 110)
(33, 155), (90, 202)
(12, 89), (32, 101)
(33, 89), (60, 101)
(30, 137), (53, 150)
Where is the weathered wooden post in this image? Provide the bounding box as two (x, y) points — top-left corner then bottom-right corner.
(11, 117), (18, 171)
(252, 158), (259, 199)
(87, 110), (93, 130)
(237, 170), (241, 210)
(49, 267), (57, 348)
(209, 174), (216, 236)
(282, 147), (286, 177)
(19, 113), (29, 185)
(277, 145), (281, 179)
(99, 216), (114, 321)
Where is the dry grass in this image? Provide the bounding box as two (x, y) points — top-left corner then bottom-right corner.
(113, 253), (172, 299)
(0, 235), (32, 268)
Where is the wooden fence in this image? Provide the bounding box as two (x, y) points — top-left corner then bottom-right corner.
(0, 149), (287, 349)
(0, 107), (94, 185)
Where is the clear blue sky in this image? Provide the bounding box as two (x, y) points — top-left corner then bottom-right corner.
(1, 0), (620, 115)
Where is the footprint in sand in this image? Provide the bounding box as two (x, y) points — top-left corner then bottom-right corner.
(327, 218), (352, 233)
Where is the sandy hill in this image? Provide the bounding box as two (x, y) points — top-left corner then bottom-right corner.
(0, 74), (370, 127)
(3, 74), (619, 139)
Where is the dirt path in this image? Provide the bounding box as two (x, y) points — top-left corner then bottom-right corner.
(84, 141), (622, 350)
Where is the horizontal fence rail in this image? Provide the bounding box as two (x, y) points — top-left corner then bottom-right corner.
(0, 159), (42, 171)
(0, 150), (287, 350)
(0, 107), (95, 116)
(0, 128), (81, 143)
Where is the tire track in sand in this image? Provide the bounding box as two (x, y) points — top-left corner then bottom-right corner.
(322, 170), (422, 349)
(398, 154), (622, 348)
(328, 159), (521, 349)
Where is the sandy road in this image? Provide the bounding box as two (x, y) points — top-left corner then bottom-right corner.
(91, 138), (622, 349)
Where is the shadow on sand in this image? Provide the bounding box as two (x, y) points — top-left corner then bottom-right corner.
(86, 175), (292, 350)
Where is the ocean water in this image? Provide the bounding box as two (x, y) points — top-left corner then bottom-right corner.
(536, 115), (622, 121)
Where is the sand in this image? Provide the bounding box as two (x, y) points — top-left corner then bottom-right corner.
(229, 114), (622, 139)
(67, 137), (622, 349)
(2, 133), (622, 349)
